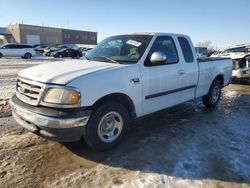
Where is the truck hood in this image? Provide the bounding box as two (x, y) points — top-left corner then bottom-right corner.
(220, 52), (250, 60)
(18, 60), (122, 85)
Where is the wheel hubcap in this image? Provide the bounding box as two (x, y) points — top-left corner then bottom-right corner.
(98, 112), (123, 143)
(212, 86), (219, 103)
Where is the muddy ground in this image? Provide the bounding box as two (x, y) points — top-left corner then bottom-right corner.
(0, 59), (250, 188)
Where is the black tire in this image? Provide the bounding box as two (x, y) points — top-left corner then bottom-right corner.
(24, 53), (32, 59)
(0, 53), (2, 58)
(83, 101), (129, 151)
(202, 80), (221, 108)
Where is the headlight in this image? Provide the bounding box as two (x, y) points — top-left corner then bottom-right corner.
(43, 87), (80, 106)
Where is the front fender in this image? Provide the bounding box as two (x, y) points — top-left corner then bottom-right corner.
(67, 64), (144, 117)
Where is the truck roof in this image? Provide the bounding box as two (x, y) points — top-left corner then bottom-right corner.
(113, 32), (189, 38)
(228, 43), (250, 49)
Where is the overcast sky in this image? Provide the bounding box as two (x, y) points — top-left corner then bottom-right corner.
(1, 0), (249, 49)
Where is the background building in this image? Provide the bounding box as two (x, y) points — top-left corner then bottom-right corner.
(0, 27), (13, 44)
(0, 24), (97, 46)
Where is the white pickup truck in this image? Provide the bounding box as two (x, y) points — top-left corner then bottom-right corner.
(10, 33), (232, 151)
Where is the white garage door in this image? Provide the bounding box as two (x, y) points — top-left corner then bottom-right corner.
(26, 35), (40, 45)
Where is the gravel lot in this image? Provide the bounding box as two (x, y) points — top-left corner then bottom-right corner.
(0, 58), (250, 188)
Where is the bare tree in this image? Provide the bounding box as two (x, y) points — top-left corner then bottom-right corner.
(196, 41), (216, 53)
(196, 41), (212, 48)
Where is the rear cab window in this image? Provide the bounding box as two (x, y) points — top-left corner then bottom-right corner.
(178, 37), (194, 63)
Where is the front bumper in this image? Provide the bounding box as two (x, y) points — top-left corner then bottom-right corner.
(10, 95), (91, 142)
(232, 68), (250, 79)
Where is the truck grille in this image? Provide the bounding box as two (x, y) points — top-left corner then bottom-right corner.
(16, 78), (43, 105)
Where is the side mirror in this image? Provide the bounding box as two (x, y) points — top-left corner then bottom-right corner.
(150, 51), (167, 64)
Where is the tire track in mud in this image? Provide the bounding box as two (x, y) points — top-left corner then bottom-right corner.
(0, 132), (104, 188)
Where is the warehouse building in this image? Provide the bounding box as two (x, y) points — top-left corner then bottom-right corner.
(1, 24), (97, 46)
(0, 27), (13, 44)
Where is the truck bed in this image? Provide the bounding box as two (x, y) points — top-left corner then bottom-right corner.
(197, 57), (231, 63)
(196, 57), (232, 98)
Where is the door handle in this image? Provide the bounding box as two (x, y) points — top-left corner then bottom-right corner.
(177, 70), (185, 76)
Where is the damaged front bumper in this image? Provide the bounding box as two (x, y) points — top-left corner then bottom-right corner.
(232, 68), (250, 79)
(10, 94), (91, 142)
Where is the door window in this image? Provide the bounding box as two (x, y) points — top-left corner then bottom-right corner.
(145, 36), (179, 66)
(2, 45), (9, 49)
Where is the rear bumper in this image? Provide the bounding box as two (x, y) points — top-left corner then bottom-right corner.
(10, 95), (91, 142)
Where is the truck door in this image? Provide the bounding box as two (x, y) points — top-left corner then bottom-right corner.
(140, 35), (185, 115)
(177, 36), (199, 100)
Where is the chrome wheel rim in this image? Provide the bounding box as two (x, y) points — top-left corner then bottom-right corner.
(98, 112), (123, 143)
(212, 85), (220, 103)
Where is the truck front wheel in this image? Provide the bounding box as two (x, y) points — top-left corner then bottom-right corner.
(202, 80), (221, 108)
(84, 102), (129, 151)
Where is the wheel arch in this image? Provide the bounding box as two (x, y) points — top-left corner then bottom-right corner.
(24, 52), (32, 58)
(91, 93), (136, 119)
(213, 74), (224, 87)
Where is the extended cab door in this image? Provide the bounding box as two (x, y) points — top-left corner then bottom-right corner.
(177, 36), (199, 100)
(140, 35), (185, 115)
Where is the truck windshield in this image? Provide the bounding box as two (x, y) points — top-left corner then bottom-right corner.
(85, 35), (153, 64)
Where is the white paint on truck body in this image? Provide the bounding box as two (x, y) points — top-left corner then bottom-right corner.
(17, 33), (232, 118)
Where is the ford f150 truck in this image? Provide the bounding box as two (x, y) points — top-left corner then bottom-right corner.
(10, 33), (232, 151)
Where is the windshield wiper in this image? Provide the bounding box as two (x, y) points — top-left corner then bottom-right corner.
(92, 56), (119, 64)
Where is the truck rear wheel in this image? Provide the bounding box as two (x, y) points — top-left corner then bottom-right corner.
(202, 80), (221, 108)
(83, 101), (129, 151)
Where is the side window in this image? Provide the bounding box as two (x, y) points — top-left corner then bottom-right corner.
(23, 45), (32, 48)
(8, 45), (16, 49)
(145, 36), (178, 66)
(15, 45), (22, 49)
(2, 45), (9, 49)
(178, 37), (194, 63)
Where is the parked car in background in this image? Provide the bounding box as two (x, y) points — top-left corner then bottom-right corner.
(34, 45), (47, 54)
(77, 47), (87, 52)
(219, 44), (250, 81)
(52, 48), (82, 58)
(43, 45), (65, 56)
(195, 47), (208, 57)
(81, 47), (94, 56)
(32, 44), (40, 48)
(0, 44), (36, 59)
(43, 44), (77, 56)
(10, 33), (232, 151)
(210, 51), (221, 57)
